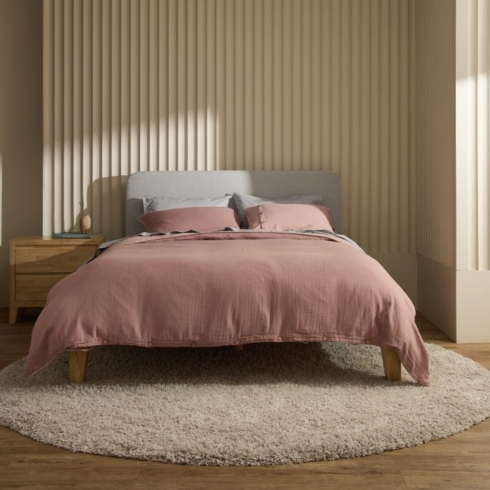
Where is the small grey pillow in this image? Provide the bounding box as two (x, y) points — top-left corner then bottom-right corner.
(143, 196), (232, 214)
(233, 193), (323, 228)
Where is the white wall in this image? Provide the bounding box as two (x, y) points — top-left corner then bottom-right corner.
(0, 0), (43, 307)
(42, 0), (418, 300)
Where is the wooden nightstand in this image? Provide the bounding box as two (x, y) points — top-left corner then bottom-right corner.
(9, 235), (105, 324)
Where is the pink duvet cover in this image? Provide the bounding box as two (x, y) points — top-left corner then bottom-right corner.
(25, 231), (429, 385)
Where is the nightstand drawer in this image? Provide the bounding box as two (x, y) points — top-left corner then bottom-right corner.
(15, 274), (69, 302)
(15, 246), (96, 273)
(10, 235), (104, 324)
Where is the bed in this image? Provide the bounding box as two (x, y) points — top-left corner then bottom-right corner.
(26, 171), (429, 385)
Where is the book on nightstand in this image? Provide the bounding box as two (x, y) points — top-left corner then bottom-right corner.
(51, 232), (102, 239)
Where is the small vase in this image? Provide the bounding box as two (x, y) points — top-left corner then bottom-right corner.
(80, 214), (91, 234)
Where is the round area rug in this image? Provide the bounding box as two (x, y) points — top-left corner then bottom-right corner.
(0, 342), (489, 466)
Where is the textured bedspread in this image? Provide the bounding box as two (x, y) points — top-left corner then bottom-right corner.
(25, 231), (429, 385)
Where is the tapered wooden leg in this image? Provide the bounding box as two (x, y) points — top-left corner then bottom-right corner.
(69, 351), (88, 383)
(381, 347), (401, 382)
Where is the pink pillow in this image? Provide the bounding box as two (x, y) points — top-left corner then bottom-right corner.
(138, 207), (240, 233)
(245, 204), (334, 232)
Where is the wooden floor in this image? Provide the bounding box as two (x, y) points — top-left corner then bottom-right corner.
(0, 309), (489, 490)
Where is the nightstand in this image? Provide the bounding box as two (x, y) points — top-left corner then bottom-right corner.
(9, 235), (105, 324)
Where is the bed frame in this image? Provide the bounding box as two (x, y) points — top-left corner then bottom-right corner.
(69, 170), (401, 383)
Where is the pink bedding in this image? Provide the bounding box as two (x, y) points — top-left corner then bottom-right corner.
(25, 231), (429, 385)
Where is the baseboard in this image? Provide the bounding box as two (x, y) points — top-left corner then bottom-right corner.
(368, 252), (418, 307)
(456, 270), (490, 342)
(417, 256), (490, 343)
(417, 255), (456, 341)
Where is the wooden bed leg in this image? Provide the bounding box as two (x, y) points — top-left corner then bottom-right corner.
(381, 347), (401, 382)
(69, 351), (88, 383)
(235, 344), (244, 351)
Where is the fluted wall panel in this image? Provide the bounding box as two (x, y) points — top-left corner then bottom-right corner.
(415, 0), (456, 268)
(43, 0), (417, 248)
(417, 0), (490, 272)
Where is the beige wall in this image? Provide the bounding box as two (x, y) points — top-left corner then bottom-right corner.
(0, 0), (43, 307)
(415, 0), (457, 338)
(417, 0), (490, 342)
(416, 0), (456, 269)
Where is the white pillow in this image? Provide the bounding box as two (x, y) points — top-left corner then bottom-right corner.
(143, 196), (232, 214)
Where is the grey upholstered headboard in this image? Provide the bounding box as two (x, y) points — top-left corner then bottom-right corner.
(126, 171), (341, 236)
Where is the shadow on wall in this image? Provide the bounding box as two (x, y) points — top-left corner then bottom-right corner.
(67, 177), (130, 237)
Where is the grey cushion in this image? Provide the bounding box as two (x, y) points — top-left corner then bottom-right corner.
(143, 195), (232, 214)
(233, 193), (323, 228)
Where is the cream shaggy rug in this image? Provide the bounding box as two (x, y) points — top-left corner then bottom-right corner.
(0, 342), (489, 466)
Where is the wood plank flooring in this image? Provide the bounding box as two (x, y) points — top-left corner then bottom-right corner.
(0, 309), (489, 490)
